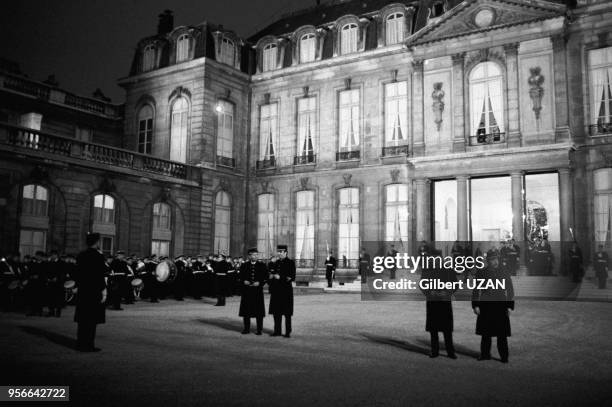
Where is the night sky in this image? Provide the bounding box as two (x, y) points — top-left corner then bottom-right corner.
(0, 0), (318, 103)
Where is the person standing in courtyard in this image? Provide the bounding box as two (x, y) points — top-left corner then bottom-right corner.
(239, 248), (268, 335)
(594, 244), (609, 289)
(472, 250), (514, 363)
(325, 250), (336, 288)
(568, 242), (584, 283)
(269, 245), (295, 337)
(359, 247), (370, 284)
(74, 233), (107, 352)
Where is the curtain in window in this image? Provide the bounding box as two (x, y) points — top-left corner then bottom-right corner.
(176, 35), (189, 62)
(595, 194), (611, 244)
(296, 191), (315, 260)
(170, 98), (188, 163)
(214, 192), (231, 255)
(385, 82), (408, 145)
(385, 185), (409, 248)
(260, 104), (277, 160)
(341, 24), (357, 54)
(138, 105), (153, 154)
(487, 78), (504, 132)
(339, 90), (359, 149)
(386, 13), (404, 44)
(297, 97), (316, 158)
(300, 34), (316, 63)
(338, 188), (359, 261)
(216, 101), (233, 158)
(471, 82), (487, 135)
(257, 194), (275, 259)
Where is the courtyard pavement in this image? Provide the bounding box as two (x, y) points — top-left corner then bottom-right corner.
(1, 293), (611, 407)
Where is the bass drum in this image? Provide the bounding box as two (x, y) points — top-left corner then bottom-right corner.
(155, 260), (177, 283)
(64, 280), (76, 304)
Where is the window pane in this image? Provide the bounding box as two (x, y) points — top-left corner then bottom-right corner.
(470, 176), (512, 248)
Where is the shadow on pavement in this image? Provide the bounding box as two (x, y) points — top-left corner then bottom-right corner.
(415, 337), (481, 359)
(360, 333), (430, 355)
(195, 318), (275, 335)
(20, 326), (77, 350)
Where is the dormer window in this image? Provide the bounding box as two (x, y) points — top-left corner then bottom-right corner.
(300, 33), (316, 63)
(262, 43), (278, 72)
(143, 44), (156, 71)
(340, 23), (358, 55)
(386, 12), (405, 45)
(219, 37), (235, 66)
(176, 34), (190, 62)
(432, 1), (446, 18)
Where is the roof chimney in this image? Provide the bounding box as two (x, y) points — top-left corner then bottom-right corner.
(157, 10), (174, 35)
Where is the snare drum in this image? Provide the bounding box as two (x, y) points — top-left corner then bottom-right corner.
(155, 260), (177, 283)
(131, 278), (143, 288)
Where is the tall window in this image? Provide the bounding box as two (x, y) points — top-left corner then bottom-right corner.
(153, 202), (171, 230)
(152, 202), (171, 257)
(143, 44), (156, 71)
(257, 194), (275, 259)
(385, 184), (409, 248)
(19, 230), (46, 257)
(384, 81), (408, 146)
(589, 47), (612, 131)
(262, 43), (277, 72)
(138, 105), (153, 154)
(386, 13), (405, 45)
(170, 97), (188, 163)
(22, 184), (48, 217)
(176, 34), (190, 62)
(594, 168), (612, 247)
(340, 23), (358, 55)
(216, 100), (234, 159)
(300, 33), (316, 63)
(260, 103), (278, 160)
(100, 236), (113, 257)
(220, 37), (235, 66)
(151, 240), (170, 257)
(296, 191), (315, 261)
(214, 191), (231, 254)
(470, 62), (504, 136)
(93, 194), (115, 224)
(434, 180), (458, 253)
(297, 97), (316, 161)
(339, 89), (360, 150)
(338, 188), (359, 262)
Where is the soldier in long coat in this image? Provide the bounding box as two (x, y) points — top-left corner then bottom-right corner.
(594, 244), (609, 289)
(74, 233), (107, 352)
(420, 249), (457, 359)
(324, 251), (337, 288)
(269, 245), (296, 337)
(239, 248), (268, 335)
(472, 250), (514, 363)
(45, 251), (66, 317)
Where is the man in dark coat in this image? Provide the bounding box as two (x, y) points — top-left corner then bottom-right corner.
(269, 245), (296, 337)
(324, 251), (337, 288)
(74, 233), (107, 352)
(420, 249), (457, 359)
(568, 243), (584, 283)
(173, 255), (187, 301)
(25, 251), (46, 316)
(214, 254), (230, 306)
(239, 248), (268, 335)
(594, 244), (609, 289)
(472, 250), (514, 363)
(109, 251), (130, 309)
(45, 251), (66, 317)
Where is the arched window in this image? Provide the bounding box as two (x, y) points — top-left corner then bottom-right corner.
(216, 100), (234, 161)
(176, 34), (190, 62)
(22, 184), (48, 217)
(300, 33), (316, 63)
(143, 44), (156, 71)
(214, 191), (231, 254)
(220, 37), (235, 66)
(152, 202), (172, 257)
(257, 194), (275, 259)
(137, 105), (154, 154)
(338, 187), (359, 263)
(296, 191), (315, 262)
(93, 194), (115, 224)
(385, 184), (409, 245)
(262, 43), (277, 72)
(470, 61), (504, 141)
(340, 23), (358, 55)
(386, 12), (405, 45)
(594, 168), (612, 246)
(170, 97), (188, 163)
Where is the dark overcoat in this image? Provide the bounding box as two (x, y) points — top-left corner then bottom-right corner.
(324, 256), (336, 280)
(239, 261), (268, 317)
(472, 267), (514, 337)
(421, 266), (457, 332)
(74, 248), (107, 324)
(269, 257), (295, 316)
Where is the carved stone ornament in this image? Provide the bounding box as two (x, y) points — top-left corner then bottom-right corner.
(303, 86), (309, 97)
(260, 181), (270, 193)
(168, 86), (191, 102)
(99, 177), (116, 193)
(390, 169), (400, 182)
(528, 66), (545, 120)
(344, 78), (352, 90)
(263, 93), (271, 105)
(431, 82), (445, 132)
(300, 177), (309, 190)
(160, 187), (172, 203)
(343, 173), (352, 186)
(391, 69), (398, 83)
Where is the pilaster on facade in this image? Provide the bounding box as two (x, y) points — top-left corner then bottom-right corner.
(504, 42), (522, 148)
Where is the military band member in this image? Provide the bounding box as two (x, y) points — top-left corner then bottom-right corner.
(239, 248), (268, 335)
(472, 250), (514, 363)
(191, 255), (205, 299)
(325, 251), (337, 288)
(145, 255), (160, 303)
(214, 254), (230, 306)
(25, 251), (46, 316)
(594, 244), (609, 289)
(45, 250), (65, 317)
(568, 242), (584, 283)
(269, 245), (295, 338)
(174, 255), (187, 301)
(74, 233), (107, 352)
(109, 251), (130, 310)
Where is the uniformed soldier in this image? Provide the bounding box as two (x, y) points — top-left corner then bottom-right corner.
(472, 250), (515, 363)
(568, 242), (584, 283)
(74, 233), (107, 352)
(109, 251), (130, 310)
(359, 248), (370, 284)
(191, 255), (205, 299)
(25, 251), (46, 316)
(324, 251), (337, 288)
(174, 255), (187, 301)
(45, 250), (65, 317)
(594, 244), (609, 289)
(214, 254), (230, 306)
(269, 245), (296, 338)
(239, 248), (268, 335)
(144, 255), (160, 303)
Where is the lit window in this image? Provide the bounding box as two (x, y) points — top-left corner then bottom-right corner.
(262, 43), (277, 72)
(386, 13), (405, 45)
(339, 89), (360, 150)
(385, 184), (409, 245)
(338, 188), (359, 261)
(93, 194), (115, 224)
(22, 184), (48, 217)
(214, 191), (231, 254)
(296, 191), (315, 260)
(594, 168), (612, 247)
(220, 37), (235, 66)
(470, 62), (504, 137)
(257, 194), (275, 259)
(176, 34), (190, 62)
(138, 105), (153, 154)
(170, 97), (188, 163)
(297, 97), (316, 161)
(151, 240), (170, 257)
(143, 44), (156, 71)
(153, 202), (171, 230)
(216, 100), (234, 159)
(384, 81), (408, 146)
(588, 47), (612, 131)
(340, 23), (358, 55)
(19, 229), (46, 257)
(300, 33), (316, 63)
(260, 103), (278, 160)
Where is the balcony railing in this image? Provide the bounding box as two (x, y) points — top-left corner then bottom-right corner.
(3, 75), (50, 100)
(294, 154), (316, 165)
(336, 150), (360, 161)
(336, 259), (360, 269)
(0, 122), (188, 179)
(216, 155), (236, 168)
(589, 123), (612, 136)
(65, 93), (106, 115)
(256, 157), (276, 170)
(469, 132), (506, 146)
(295, 259), (315, 268)
(381, 145), (409, 157)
